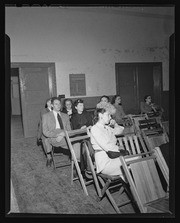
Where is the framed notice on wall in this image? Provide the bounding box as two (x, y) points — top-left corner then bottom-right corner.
(69, 73), (86, 96)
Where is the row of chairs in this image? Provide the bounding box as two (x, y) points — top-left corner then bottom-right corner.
(50, 126), (170, 214)
(128, 114), (169, 150)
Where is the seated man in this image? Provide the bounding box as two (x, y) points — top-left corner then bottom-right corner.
(42, 97), (79, 167)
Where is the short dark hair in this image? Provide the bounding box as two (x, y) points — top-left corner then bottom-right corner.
(100, 95), (110, 102)
(74, 99), (84, 107)
(45, 97), (52, 108)
(63, 98), (73, 106)
(51, 97), (61, 104)
(93, 108), (107, 124)
(111, 95), (121, 105)
(144, 95), (151, 102)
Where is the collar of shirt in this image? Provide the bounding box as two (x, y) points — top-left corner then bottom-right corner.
(53, 110), (60, 115)
(53, 110), (61, 128)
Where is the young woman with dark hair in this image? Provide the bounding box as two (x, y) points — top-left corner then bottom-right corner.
(90, 106), (125, 176)
(71, 99), (93, 130)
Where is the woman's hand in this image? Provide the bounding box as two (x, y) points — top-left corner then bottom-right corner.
(109, 119), (116, 127)
(81, 125), (86, 129)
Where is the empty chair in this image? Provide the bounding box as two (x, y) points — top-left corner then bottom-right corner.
(117, 133), (150, 155)
(64, 128), (91, 196)
(120, 151), (170, 213)
(128, 114), (148, 134)
(138, 118), (169, 150)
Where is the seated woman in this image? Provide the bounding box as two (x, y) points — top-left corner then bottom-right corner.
(70, 99), (93, 166)
(90, 102), (125, 176)
(140, 95), (164, 117)
(111, 95), (126, 125)
(61, 98), (75, 121)
(71, 99), (93, 130)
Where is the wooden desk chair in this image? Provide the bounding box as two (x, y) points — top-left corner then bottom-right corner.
(128, 114), (148, 134)
(120, 151), (170, 213)
(51, 145), (71, 170)
(64, 128), (91, 196)
(83, 129), (140, 214)
(137, 118), (169, 150)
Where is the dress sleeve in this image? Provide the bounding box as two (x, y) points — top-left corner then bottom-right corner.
(91, 126), (119, 152)
(120, 105), (126, 117)
(113, 124), (124, 135)
(140, 102), (146, 113)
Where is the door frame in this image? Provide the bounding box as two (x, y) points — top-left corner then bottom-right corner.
(11, 62), (57, 137)
(115, 62), (163, 113)
(11, 62), (57, 97)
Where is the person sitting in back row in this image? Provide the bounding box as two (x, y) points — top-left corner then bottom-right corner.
(99, 95), (110, 104)
(140, 95), (164, 118)
(61, 98), (76, 121)
(111, 95), (126, 125)
(71, 99), (93, 130)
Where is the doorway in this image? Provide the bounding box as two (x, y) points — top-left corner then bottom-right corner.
(11, 68), (23, 139)
(115, 62), (163, 114)
(11, 62), (57, 138)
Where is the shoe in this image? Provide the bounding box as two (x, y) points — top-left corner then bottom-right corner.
(46, 158), (53, 167)
(84, 170), (93, 180)
(37, 138), (42, 146)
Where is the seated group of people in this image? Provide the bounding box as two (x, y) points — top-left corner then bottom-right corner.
(37, 94), (164, 178)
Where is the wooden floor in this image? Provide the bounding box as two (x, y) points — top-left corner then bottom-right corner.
(10, 115), (172, 216)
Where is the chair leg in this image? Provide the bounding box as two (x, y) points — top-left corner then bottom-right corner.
(51, 147), (56, 170)
(122, 182), (140, 213)
(71, 160), (74, 185)
(98, 176), (121, 213)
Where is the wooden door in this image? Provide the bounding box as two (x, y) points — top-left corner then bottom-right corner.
(14, 63), (56, 138)
(115, 63), (162, 115)
(115, 64), (138, 114)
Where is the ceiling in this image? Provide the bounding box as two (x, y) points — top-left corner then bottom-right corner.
(5, 5), (175, 19)
(60, 6), (175, 19)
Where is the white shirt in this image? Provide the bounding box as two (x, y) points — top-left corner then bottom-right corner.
(53, 110), (61, 129)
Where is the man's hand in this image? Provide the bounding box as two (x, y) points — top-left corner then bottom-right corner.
(56, 131), (65, 142)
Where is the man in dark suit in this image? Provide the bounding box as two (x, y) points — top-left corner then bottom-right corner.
(42, 97), (72, 167)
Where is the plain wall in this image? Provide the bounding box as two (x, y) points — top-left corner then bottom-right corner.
(5, 7), (174, 98)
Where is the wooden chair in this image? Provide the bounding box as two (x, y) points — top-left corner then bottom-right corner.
(154, 147), (169, 193)
(120, 116), (135, 135)
(120, 151), (170, 213)
(117, 133), (150, 155)
(128, 114), (148, 134)
(83, 129), (140, 213)
(138, 118), (169, 150)
(64, 128), (91, 196)
(50, 145), (71, 170)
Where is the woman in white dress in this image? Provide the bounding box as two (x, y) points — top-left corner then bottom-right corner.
(90, 104), (125, 176)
